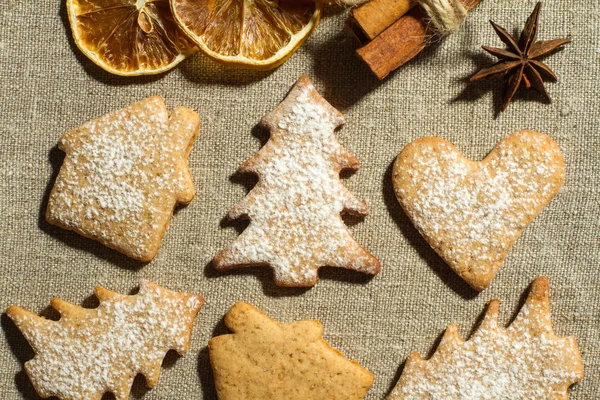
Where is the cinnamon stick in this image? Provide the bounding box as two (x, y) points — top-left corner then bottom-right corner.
(356, 0), (482, 80)
(347, 0), (417, 42)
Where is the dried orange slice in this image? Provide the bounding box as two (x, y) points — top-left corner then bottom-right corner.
(67, 0), (198, 75)
(170, 0), (321, 70)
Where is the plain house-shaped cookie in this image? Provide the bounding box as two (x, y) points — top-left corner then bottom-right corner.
(209, 302), (374, 400)
(46, 96), (200, 261)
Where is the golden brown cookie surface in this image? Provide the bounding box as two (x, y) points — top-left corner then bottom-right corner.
(392, 131), (564, 291)
(46, 96), (200, 261)
(388, 277), (583, 399)
(209, 301), (374, 400)
(214, 76), (380, 286)
(6, 280), (204, 400)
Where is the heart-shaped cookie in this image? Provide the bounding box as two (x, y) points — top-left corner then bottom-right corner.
(392, 131), (564, 291)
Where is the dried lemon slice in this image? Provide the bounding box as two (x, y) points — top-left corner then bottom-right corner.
(170, 0), (321, 70)
(67, 0), (197, 75)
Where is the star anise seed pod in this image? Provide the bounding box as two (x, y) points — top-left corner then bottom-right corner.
(470, 2), (571, 111)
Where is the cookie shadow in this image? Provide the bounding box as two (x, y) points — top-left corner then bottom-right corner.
(1, 313), (44, 400)
(203, 260), (311, 298)
(384, 328), (447, 397)
(128, 374), (152, 399)
(58, 1), (166, 86)
(319, 267), (376, 285)
(197, 318), (229, 400)
(385, 358), (406, 397)
(341, 213), (365, 227)
(197, 346), (218, 400)
(128, 350), (181, 399)
(205, 254), (376, 296)
(382, 160), (478, 300)
(38, 146), (146, 270)
(222, 122), (266, 203)
(504, 278), (540, 328)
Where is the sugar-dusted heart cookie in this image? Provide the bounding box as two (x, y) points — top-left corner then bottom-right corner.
(392, 131), (565, 291)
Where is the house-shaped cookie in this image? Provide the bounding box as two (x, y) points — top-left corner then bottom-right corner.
(46, 96), (200, 261)
(209, 302), (374, 399)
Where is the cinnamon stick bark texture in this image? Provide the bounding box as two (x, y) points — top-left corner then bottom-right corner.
(348, 0), (417, 41)
(357, 0), (481, 80)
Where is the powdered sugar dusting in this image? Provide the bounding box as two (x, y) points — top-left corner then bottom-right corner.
(8, 280), (203, 400)
(389, 278), (583, 399)
(46, 97), (198, 260)
(393, 131), (564, 290)
(215, 77), (380, 286)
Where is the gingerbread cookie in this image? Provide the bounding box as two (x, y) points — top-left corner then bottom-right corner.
(46, 96), (200, 261)
(392, 131), (564, 291)
(214, 76), (380, 286)
(209, 302), (374, 399)
(6, 280), (204, 400)
(388, 277), (583, 399)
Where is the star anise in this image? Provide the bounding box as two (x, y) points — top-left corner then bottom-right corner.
(470, 2), (571, 111)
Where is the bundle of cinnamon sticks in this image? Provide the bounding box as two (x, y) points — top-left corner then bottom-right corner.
(347, 0), (481, 79)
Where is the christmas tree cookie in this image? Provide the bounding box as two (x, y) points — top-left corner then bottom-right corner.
(6, 280), (204, 400)
(214, 76), (380, 286)
(209, 301), (374, 399)
(46, 96), (200, 261)
(388, 277), (583, 399)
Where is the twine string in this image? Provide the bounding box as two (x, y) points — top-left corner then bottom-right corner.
(418, 0), (467, 35)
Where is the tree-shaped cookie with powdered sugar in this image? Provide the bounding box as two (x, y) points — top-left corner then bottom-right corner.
(7, 280), (204, 400)
(214, 76), (380, 287)
(388, 277), (584, 399)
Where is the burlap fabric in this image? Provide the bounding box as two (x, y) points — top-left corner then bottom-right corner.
(1, 0), (598, 398)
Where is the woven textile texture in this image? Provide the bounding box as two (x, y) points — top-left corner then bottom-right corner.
(1, 0), (598, 398)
